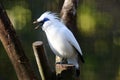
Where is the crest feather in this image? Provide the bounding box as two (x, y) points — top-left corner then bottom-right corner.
(42, 11), (60, 21)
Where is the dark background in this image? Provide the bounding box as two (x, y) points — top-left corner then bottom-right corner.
(0, 0), (120, 80)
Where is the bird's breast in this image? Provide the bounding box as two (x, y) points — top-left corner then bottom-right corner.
(46, 31), (76, 58)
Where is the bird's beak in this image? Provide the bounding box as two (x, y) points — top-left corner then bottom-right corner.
(33, 20), (38, 24)
(33, 20), (41, 30)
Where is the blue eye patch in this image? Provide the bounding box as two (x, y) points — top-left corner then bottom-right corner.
(43, 18), (49, 23)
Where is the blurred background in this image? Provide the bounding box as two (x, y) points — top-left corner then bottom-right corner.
(0, 0), (120, 80)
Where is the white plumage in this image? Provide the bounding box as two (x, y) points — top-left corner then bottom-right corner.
(34, 11), (84, 75)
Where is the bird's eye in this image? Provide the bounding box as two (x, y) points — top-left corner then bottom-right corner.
(43, 18), (49, 23)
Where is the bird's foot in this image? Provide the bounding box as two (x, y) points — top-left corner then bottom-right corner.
(56, 62), (62, 64)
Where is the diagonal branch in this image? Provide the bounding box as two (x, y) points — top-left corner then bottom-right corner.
(0, 3), (37, 80)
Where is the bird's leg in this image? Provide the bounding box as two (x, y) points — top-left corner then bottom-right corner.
(56, 56), (68, 68)
(60, 58), (68, 68)
(56, 58), (68, 69)
(61, 58), (68, 64)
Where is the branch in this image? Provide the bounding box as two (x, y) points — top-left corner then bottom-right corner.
(32, 41), (56, 80)
(60, 0), (79, 35)
(0, 3), (37, 80)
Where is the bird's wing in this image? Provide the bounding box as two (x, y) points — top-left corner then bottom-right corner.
(63, 28), (85, 63)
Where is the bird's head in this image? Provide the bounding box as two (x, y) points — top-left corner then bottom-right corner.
(33, 11), (59, 29)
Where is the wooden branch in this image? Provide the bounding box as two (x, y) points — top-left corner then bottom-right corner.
(32, 41), (56, 80)
(60, 0), (79, 35)
(0, 3), (37, 80)
(56, 64), (78, 80)
(56, 51), (78, 79)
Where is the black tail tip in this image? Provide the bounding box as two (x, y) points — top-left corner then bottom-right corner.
(76, 69), (80, 77)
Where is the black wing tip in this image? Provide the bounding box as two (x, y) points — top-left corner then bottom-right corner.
(70, 44), (85, 63)
(82, 59), (85, 63)
(80, 55), (85, 63)
(76, 69), (80, 77)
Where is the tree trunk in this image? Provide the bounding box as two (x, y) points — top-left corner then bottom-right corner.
(60, 0), (79, 36)
(0, 3), (37, 80)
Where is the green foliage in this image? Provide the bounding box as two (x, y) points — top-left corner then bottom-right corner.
(7, 5), (31, 30)
(78, 5), (96, 36)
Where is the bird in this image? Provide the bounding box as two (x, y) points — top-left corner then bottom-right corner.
(33, 11), (84, 76)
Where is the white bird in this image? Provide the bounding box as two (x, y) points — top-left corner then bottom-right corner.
(33, 11), (84, 76)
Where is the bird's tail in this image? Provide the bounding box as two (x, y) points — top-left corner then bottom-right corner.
(67, 57), (80, 77)
(76, 69), (80, 77)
